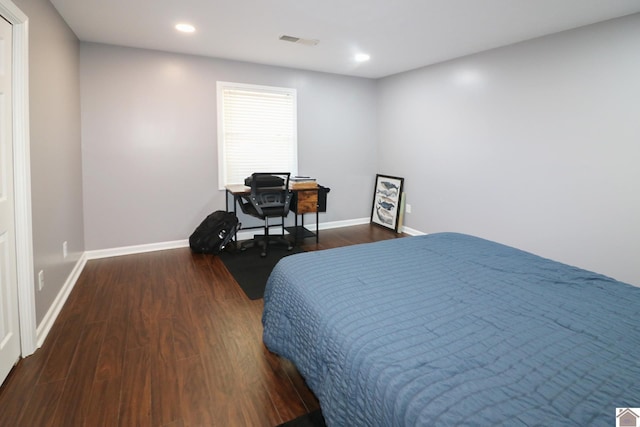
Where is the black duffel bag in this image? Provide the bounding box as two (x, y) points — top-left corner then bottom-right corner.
(189, 210), (240, 254)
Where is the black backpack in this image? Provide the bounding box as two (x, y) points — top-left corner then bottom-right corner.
(189, 211), (240, 254)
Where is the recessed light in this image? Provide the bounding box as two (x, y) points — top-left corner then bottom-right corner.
(175, 23), (196, 33)
(355, 53), (370, 63)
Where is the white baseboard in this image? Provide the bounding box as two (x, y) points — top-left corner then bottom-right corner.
(84, 218), (374, 258)
(36, 253), (88, 348)
(86, 239), (189, 260)
(319, 217), (371, 230)
(85, 217), (420, 260)
(401, 226), (427, 236)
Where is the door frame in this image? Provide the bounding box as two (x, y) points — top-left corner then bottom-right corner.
(0, 0), (36, 357)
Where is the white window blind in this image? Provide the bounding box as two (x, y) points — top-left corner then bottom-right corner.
(217, 82), (297, 188)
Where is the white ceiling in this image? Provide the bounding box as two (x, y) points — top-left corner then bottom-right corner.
(50, 0), (640, 79)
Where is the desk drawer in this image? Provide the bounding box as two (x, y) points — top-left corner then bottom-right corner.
(295, 190), (318, 214)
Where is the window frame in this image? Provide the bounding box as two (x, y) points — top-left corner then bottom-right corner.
(216, 81), (298, 189)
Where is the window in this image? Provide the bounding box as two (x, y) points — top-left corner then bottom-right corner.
(217, 81), (297, 188)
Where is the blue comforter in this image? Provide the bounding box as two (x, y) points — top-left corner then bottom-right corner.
(262, 233), (640, 426)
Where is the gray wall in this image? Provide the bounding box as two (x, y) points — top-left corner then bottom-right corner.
(13, 0), (84, 324)
(80, 43), (377, 250)
(377, 14), (640, 285)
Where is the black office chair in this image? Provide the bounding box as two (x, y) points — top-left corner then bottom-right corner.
(239, 172), (293, 257)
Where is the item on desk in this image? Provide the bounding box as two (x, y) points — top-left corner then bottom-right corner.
(289, 175), (317, 189)
(289, 181), (319, 190)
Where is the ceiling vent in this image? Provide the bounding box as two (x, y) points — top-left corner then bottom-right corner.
(279, 35), (319, 46)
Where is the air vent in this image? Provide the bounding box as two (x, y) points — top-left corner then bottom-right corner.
(279, 35), (299, 43)
(279, 35), (319, 46)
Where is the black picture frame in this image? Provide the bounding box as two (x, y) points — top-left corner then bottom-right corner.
(370, 174), (404, 232)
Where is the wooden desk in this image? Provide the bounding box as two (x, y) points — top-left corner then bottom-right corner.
(224, 184), (251, 207)
(224, 184), (321, 243)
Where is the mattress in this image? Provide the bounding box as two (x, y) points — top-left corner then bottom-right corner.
(262, 233), (640, 426)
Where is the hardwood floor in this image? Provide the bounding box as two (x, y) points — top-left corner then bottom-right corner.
(0, 224), (405, 427)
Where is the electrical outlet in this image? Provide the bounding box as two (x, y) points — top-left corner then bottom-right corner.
(63, 241), (68, 259)
(38, 270), (44, 291)
(405, 203), (412, 214)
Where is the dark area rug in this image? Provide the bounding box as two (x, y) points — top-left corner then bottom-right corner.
(218, 243), (305, 299)
(277, 409), (326, 427)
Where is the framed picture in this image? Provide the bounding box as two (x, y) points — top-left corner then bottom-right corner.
(370, 174), (404, 232)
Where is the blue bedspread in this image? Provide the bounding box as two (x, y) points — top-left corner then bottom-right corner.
(262, 233), (640, 426)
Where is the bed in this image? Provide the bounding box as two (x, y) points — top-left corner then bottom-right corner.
(262, 232), (640, 426)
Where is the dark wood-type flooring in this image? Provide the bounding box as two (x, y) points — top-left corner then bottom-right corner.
(0, 224), (405, 426)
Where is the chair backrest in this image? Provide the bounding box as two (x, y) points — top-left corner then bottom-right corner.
(247, 172), (292, 218)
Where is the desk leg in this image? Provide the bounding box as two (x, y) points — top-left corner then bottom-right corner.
(227, 189), (241, 242)
(316, 209), (319, 243)
(226, 189), (240, 215)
